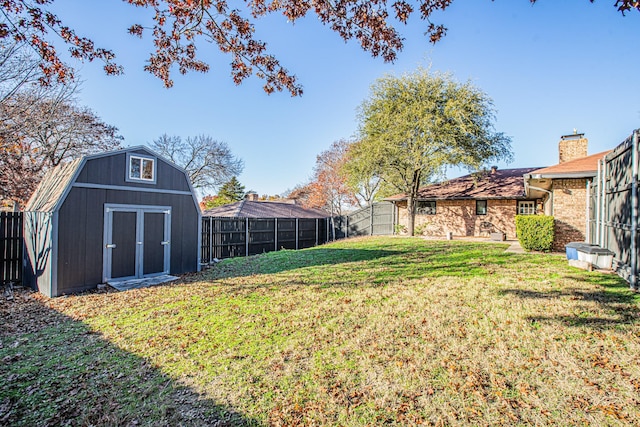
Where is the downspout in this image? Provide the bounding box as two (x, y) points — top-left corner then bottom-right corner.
(527, 185), (553, 216)
(631, 130), (638, 291)
(585, 180), (590, 243)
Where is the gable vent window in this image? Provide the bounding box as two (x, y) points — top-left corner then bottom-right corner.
(127, 155), (156, 183)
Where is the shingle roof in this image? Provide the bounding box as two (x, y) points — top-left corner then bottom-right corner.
(527, 150), (611, 178)
(385, 167), (542, 201)
(24, 158), (83, 212)
(202, 200), (329, 218)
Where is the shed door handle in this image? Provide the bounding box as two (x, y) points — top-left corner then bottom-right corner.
(161, 241), (170, 245)
(106, 244), (116, 249)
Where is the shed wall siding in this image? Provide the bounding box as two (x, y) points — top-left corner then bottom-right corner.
(74, 151), (191, 192)
(396, 199), (518, 239)
(56, 187), (199, 294)
(23, 211), (55, 297)
(551, 178), (589, 250)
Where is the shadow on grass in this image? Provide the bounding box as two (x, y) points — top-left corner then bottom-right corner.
(0, 288), (261, 427)
(499, 273), (639, 329)
(199, 248), (405, 280)
(195, 242), (516, 290)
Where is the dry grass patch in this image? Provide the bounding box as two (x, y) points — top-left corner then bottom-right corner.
(2, 236), (639, 426)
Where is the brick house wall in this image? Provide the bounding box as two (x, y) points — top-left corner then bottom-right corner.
(551, 178), (589, 250)
(395, 199), (519, 239)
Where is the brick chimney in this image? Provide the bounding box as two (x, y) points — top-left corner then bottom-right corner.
(558, 131), (588, 163)
(245, 192), (259, 201)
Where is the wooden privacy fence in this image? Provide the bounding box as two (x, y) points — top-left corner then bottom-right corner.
(1, 212), (23, 285)
(589, 130), (639, 290)
(201, 217), (331, 263)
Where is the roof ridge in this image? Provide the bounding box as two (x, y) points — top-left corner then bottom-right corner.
(234, 199), (247, 216)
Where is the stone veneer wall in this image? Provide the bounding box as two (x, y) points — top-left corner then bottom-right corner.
(551, 178), (589, 250)
(396, 199), (518, 239)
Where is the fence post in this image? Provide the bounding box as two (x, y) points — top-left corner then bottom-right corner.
(370, 204), (374, 236)
(245, 217), (249, 256)
(595, 159), (602, 245)
(600, 158), (607, 246)
(274, 218), (278, 251)
(315, 218), (318, 246)
(295, 218), (299, 250)
(209, 217), (213, 263)
(345, 216), (349, 238)
(631, 130), (638, 291)
(326, 218), (329, 243)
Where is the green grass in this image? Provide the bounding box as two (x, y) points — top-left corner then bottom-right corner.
(2, 236), (639, 426)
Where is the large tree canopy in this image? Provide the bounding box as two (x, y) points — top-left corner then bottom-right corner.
(289, 139), (357, 216)
(149, 134), (243, 192)
(349, 69), (512, 236)
(0, 1), (637, 95)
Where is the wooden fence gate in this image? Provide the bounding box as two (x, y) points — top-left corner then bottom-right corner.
(332, 202), (395, 239)
(1, 212), (23, 285)
(589, 130), (638, 290)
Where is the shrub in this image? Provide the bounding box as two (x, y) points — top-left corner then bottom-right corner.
(414, 222), (429, 236)
(394, 224), (407, 235)
(515, 215), (555, 252)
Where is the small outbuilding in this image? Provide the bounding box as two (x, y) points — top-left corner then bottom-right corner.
(24, 147), (201, 297)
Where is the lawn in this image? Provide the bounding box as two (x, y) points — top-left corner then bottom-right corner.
(1, 236), (639, 426)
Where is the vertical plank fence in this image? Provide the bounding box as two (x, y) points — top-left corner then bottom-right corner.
(201, 217), (331, 264)
(589, 129), (639, 290)
(1, 212), (23, 285)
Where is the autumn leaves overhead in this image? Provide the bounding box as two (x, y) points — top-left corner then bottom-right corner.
(3, 1), (637, 96)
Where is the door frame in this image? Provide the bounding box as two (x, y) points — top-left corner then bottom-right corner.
(103, 204), (171, 282)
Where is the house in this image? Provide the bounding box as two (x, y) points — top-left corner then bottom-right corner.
(386, 167), (542, 239)
(24, 147), (201, 297)
(524, 133), (611, 250)
(387, 132), (610, 247)
(202, 194), (329, 218)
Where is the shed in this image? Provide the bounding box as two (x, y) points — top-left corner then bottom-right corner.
(24, 147), (201, 297)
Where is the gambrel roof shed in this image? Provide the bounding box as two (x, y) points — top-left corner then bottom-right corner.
(24, 147), (201, 297)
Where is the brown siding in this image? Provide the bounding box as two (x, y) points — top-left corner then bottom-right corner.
(396, 199), (518, 239)
(552, 178), (589, 250)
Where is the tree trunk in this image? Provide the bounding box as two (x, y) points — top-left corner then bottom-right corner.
(407, 170), (422, 236)
(407, 196), (416, 236)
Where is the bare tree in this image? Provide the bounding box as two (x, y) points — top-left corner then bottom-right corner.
(0, 42), (123, 204)
(149, 134), (244, 192)
(0, 40), (42, 103)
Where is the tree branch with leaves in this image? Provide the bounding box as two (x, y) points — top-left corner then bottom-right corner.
(1, 1), (636, 95)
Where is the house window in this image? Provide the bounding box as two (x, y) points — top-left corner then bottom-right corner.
(518, 200), (536, 215)
(416, 200), (436, 215)
(127, 154), (156, 183)
(476, 200), (487, 215)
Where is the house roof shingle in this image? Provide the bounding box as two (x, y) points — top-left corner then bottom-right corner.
(202, 200), (329, 218)
(526, 150), (611, 178)
(385, 167), (542, 202)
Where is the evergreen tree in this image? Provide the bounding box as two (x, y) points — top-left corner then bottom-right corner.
(218, 177), (245, 203)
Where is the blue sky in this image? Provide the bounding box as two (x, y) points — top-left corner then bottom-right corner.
(50, 0), (640, 197)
